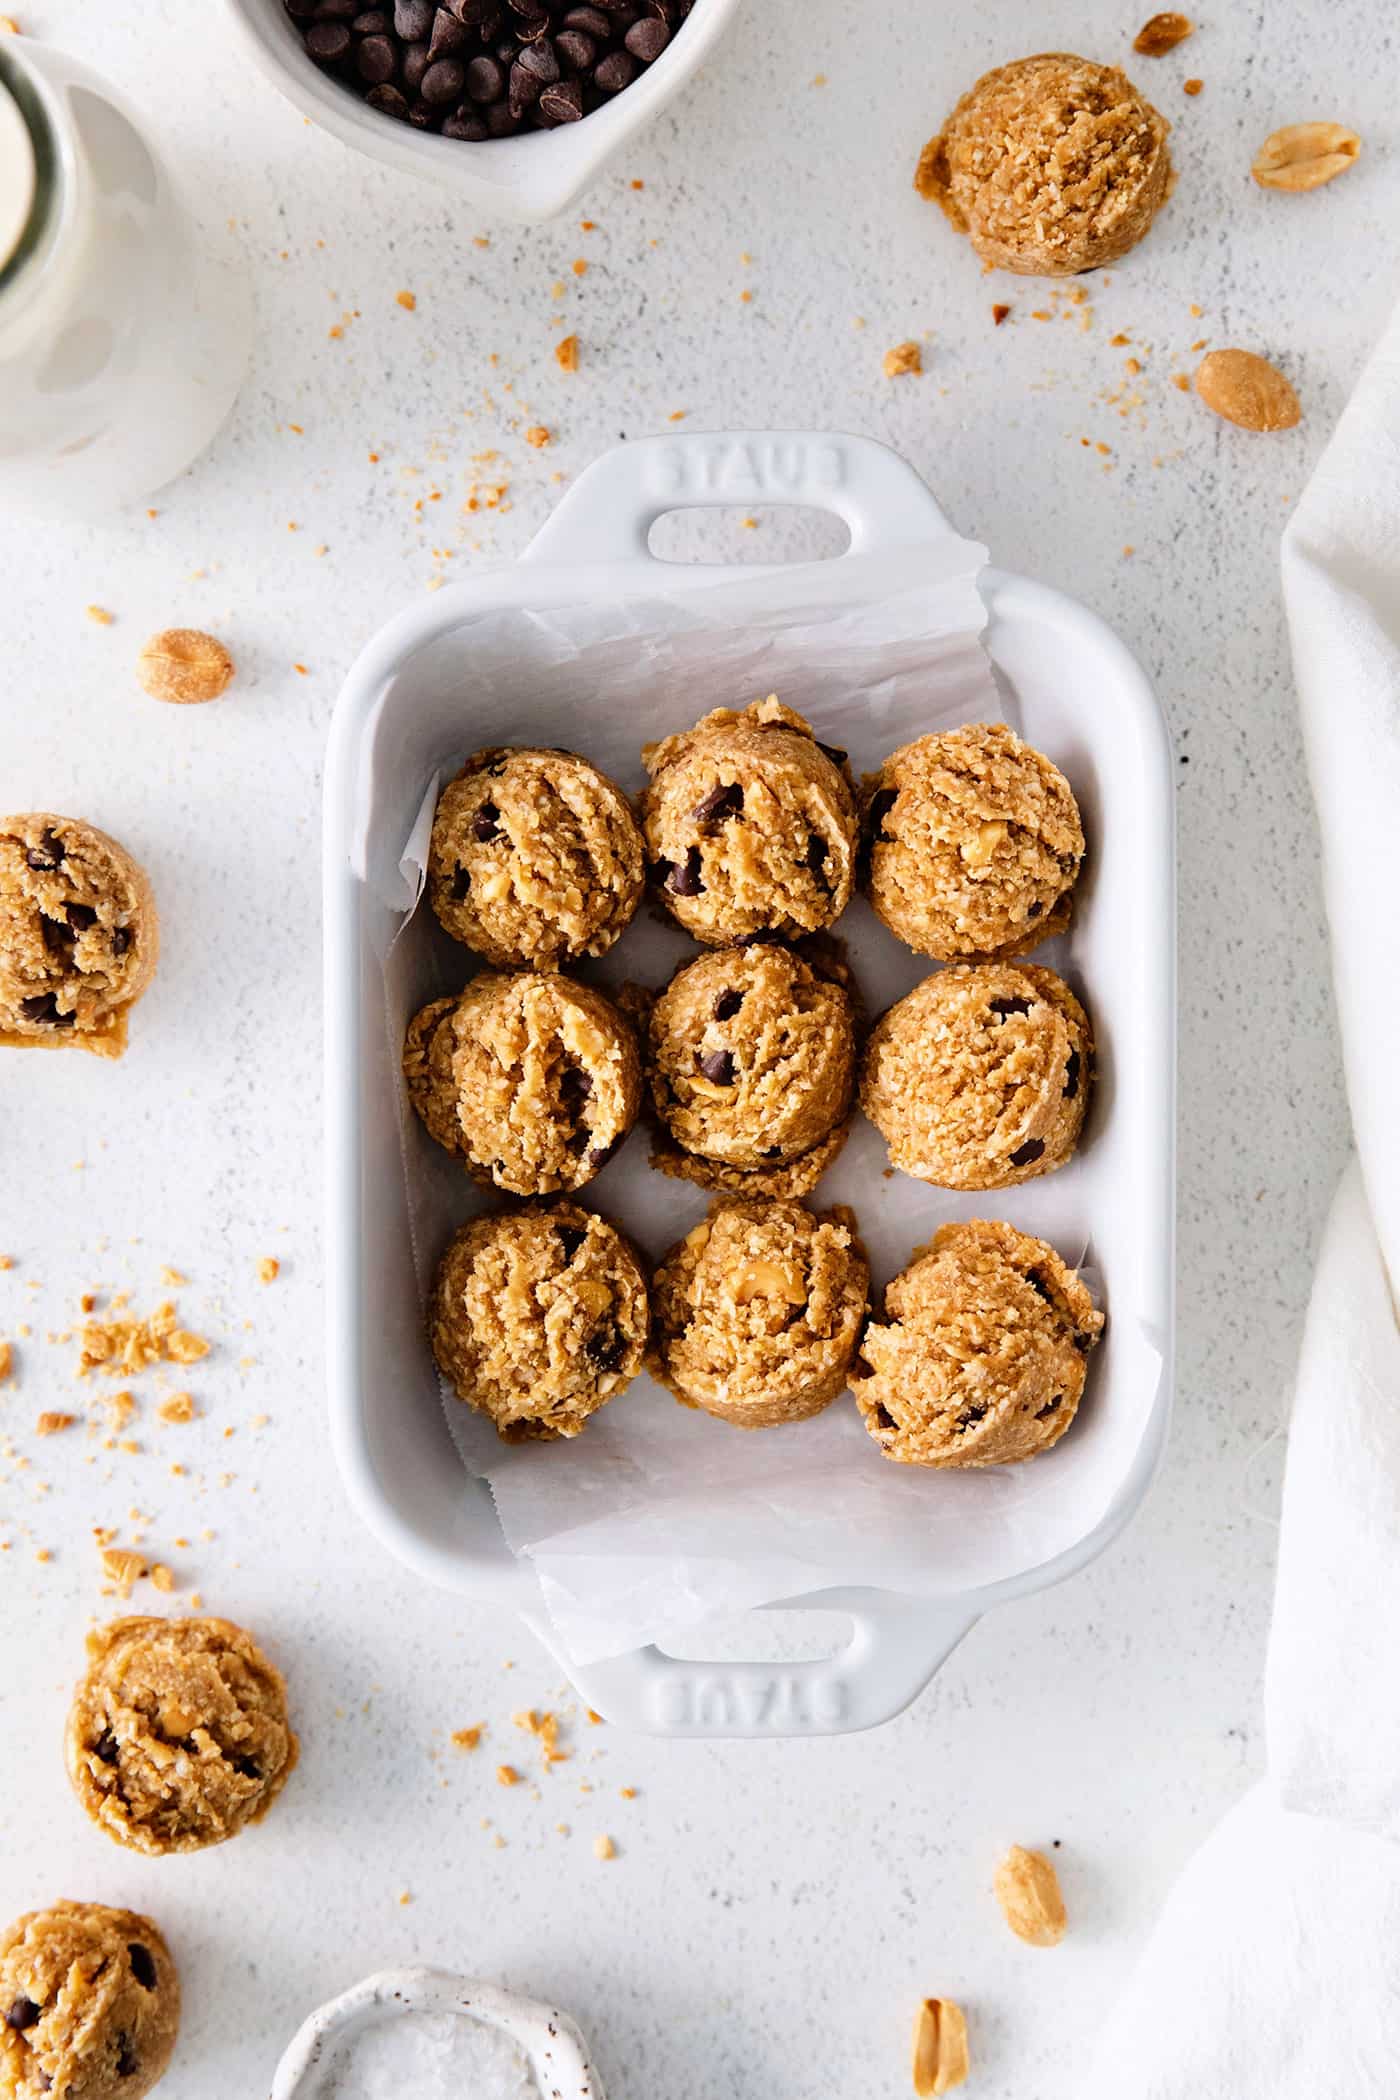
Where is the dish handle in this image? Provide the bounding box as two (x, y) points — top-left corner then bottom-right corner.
(546, 1589), (977, 1738)
(520, 429), (955, 568)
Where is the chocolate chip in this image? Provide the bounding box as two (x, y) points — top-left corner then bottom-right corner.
(561, 3), (610, 27)
(443, 103), (490, 134)
(624, 15), (667, 57)
(464, 51), (504, 95)
(593, 46), (634, 90)
(956, 1402), (989, 1431)
(351, 8), (391, 27)
(25, 828), (64, 871)
(39, 913), (74, 956)
(1073, 1330), (1094, 1352)
(427, 3), (468, 54)
(1027, 899), (1044, 918)
(691, 782), (743, 825)
(19, 993), (73, 1027)
(990, 996), (1030, 1018)
(1063, 1049), (1081, 1099)
(421, 53), (465, 97)
(111, 926), (132, 956)
(471, 801), (501, 843)
(559, 1063), (593, 1114)
(1025, 1269), (1053, 1302)
(116, 2033), (138, 2079)
(760, 1145), (783, 1159)
(306, 18), (352, 58)
(712, 987), (744, 1021)
(516, 32), (558, 76)
(65, 902), (98, 931)
(697, 1047), (735, 1086)
(6, 1998), (40, 2032)
(1034, 1394), (1064, 1420)
(367, 80), (410, 114)
(870, 1401), (894, 1430)
(394, 0), (432, 31)
(539, 77), (583, 119)
(662, 846), (704, 897)
(450, 864), (471, 900)
(867, 787), (897, 842)
(356, 31), (398, 79)
(587, 1135), (621, 1171)
(816, 740), (847, 769)
(805, 832), (829, 886)
(402, 37), (430, 86)
(557, 1224), (586, 1263)
(93, 1729), (120, 1764)
(554, 26), (595, 64)
(128, 1945), (157, 1990)
(586, 1325), (626, 1374)
(1009, 1138), (1045, 1168)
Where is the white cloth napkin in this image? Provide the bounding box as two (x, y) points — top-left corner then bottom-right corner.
(1082, 316), (1400, 2093)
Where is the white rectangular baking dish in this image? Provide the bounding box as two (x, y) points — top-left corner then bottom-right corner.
(323, 430), (1175, 1737)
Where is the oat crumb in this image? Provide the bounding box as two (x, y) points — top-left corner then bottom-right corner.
(883, 340), (923, 378)
(593, 1835), (616, 1861)
(525, 426), (551, 448)
(101, 1546), (146, 1595)
(0, 1341), (12, 1385)
(257, 1256), (280, 1284)
(555, 335), (580, 372)
(452, 1726), (484, 1752)
(396, 290), (417, 310)
(496, 1764), (519, 1787)
(1184, 77), (1202, 94)
(35, 1412), (75, 1436)
(1173, 373), (1191, 391)
(158, 1392), (196, 1424)
(150, 1563), (174, 1593)
(620, 1786), (637, 1800)
(85, 605), (114, 626)
(571, 258), (587, 276)
(159, 1267), (187, 1287)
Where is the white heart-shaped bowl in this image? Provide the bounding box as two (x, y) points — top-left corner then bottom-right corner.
(222, 0), (742, 223)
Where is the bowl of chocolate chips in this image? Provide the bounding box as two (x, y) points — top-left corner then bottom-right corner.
(225, 0), (740, 219)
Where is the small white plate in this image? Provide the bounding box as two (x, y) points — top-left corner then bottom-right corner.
(271, 1967), (603, 2100)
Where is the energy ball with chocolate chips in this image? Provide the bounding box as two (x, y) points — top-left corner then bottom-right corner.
(0, 1899), (179, 2100)
(643, 942), (856, 1195)
(430, 1203), (648, 1440)
(650, 1197), (868, 1429)
(641, 696), (859, 945)
(64, 1616), (298, 1857)
(285, 0), (696, 140)
(427, 746), (644, 970)
(853, 1219), (1104, 1468)
(915, 53), (1172, 276)
(862, 722), (1084, 962)
(861, 962), (1092, 1191)
(403, 972), (641, 1196)
(0, 813), (157, 1056)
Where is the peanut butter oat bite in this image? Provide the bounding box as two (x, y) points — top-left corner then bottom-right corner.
(860, 962), (1091, 1190)
(862, 724), (1084, 962)
(854, 1219), (1103, 1467)
(430, 1203), (648, 1441)
(915, 53), (1171, 276)
(65, 1615), (298, 1856)
(403, 973), (641, 1197)
(0, 1900), (179, 2100)
(0, 815), (157, 1055)
(427, 747), (644, 970)
(641, 697), (858, 945)
(651, 1198), (868, 1429)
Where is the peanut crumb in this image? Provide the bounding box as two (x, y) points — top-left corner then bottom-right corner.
(992, 303), (1011, 325)
(1173, 373), (1191, 391)
(496, 1764), (519, 1787)
(668, 409), (688, 421)
(741, 516), (758, 529)
(0, 1255), (12, 1269)
(150, 1564), (175, 1593)
(257, 1256), (280, 1284)
(555, 335), (580, 372)
(1190, 303), (1204, 317)
(452, 1726), (484, 1751)
(35, 1412), (75, 1436)
(396, 290), (417, 310)
(631, 179), (644, 189)
(525, 426), (551, 448)
(593, 1835), (616, 1861)
(398, 1891), (412, 1906)
(101, 1546), (146, 1596)
(620, 1786), (637, 1800)
(0, 1341), (12, 1385)
(137, 629), (234, 706)
(883, 340), (922, 378)
(740, 289), (753, 303)
(159, 1267), (187, 1286)
(571, 259), (587, 276)
(35, 1548), (50, 1563)
(86, 605), (114, 626)
(158, 1392), (196, 1424)
(1183, 77), (1203, 94)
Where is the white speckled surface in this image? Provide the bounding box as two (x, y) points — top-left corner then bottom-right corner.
(0, 0), (1380, 2093)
